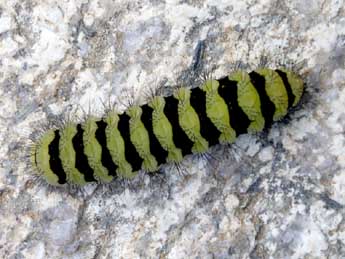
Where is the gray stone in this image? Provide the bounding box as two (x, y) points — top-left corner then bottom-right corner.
(0, 0), (344, 258)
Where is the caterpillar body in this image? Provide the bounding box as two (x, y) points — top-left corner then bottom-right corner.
(31, 68), (304, 186)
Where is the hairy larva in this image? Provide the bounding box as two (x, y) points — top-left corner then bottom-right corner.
(31, 68), (304, 186)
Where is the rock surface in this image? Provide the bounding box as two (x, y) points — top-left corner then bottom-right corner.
(0, 0), (344, 258)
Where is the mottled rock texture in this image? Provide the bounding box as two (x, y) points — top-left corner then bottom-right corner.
(1, 0), (344, 258)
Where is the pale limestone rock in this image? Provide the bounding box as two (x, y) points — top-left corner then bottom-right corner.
(1, 0), (344, 258)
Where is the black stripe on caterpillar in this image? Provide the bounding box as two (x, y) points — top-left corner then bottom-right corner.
(31, 68), (304, 186)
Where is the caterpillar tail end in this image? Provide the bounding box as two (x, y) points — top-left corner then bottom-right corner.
(31, 130), (65, 186)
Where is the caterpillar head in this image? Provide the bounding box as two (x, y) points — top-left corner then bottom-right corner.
(279, 68), (305, 107)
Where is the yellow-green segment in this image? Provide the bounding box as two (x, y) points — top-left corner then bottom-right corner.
(174, 88), (208, 153)
(202, 79), (236, 143)
(149, 96), (183, 163)
(105, 111), (135, 179)
(126, 106), (158, 172)
(59, 124), (87, 185)
(83, 117), (113, 183)
(230, 71), (265, 133)
(256, 68), (289, 121)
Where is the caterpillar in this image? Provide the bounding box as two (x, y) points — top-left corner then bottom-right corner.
(31, 68), (304, 186)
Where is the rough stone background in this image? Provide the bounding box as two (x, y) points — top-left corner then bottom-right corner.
(0, 0), (344, 258)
